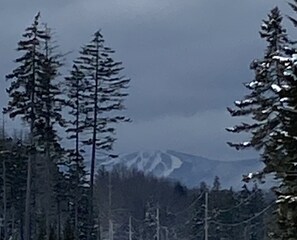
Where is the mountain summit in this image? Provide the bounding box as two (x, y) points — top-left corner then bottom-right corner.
(100, 150), (264, 188)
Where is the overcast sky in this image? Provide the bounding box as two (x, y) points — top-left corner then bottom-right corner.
(0, 0), (293, 160)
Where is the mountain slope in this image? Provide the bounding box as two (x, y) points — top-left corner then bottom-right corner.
(100, 150), (265, 188)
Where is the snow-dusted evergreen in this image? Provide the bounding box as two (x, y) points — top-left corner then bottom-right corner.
(227, 7), (289, 152)
(227, 5), (297, 239)
(227, 7), (289, 183)
(269, 41), (297, 239)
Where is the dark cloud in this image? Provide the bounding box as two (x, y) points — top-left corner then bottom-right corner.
(0, 0), (293, 160)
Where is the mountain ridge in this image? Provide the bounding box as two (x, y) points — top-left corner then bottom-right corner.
(100, 150), (265, 189)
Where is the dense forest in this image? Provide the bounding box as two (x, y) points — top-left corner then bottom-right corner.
(95, 168), (276, 240)
(0, 133), (278, 240)
(2, 1), (297, 240)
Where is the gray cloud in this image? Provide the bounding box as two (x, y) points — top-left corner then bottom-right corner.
(114, 110), (257, 160)
(0, 0), (293, 160)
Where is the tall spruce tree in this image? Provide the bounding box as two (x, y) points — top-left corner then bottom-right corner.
(5, 14), (66, 240)
(263, 1), (297, 238)
(73, 30), (130, 238)
(4, 13), (50, 240)
(65, 64), (90, 240)
(266, 46), (297, 239)
(226, 7), (297, 239)
(227, 7), (288, 152)
(34, 25), (66, 240)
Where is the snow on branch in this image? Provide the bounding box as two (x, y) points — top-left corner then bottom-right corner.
(276, 194), (297, 204)
(272, 56), (291, 63)
(271, 84), (282, 93)
(226, 123), (259, 133)
(234, 99), (256, 107)
(227, 141), (251, 150)
(242, 171), (264, 183)
(227, 107), (253, 117)
(245, 81), (264, 89)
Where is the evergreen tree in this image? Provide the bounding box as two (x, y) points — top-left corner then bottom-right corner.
(73, 30), (130, 237)
(249, 184), (265, 240)
(4, 14), (66, 240)
(189, 195), (204, 240)
(226, 8), (293, 238)
(227, 7), (288, 153)
(257, 2), (297, 238)
(142, 201), (157, 240)
(35, 25), (66, 240)
(63, 218), (75, 240)
(266, 46), (297, 239)
(8, 138), (28, 240)
(212, 176), (221, 192)
(4, 13), (50, 240)
(209, 187), (237, 239)
(0, 123), (28, 240)
(65, 64), (90, 240)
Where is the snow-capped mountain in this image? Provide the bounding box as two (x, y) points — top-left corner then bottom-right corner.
(100, 150), (266, 189)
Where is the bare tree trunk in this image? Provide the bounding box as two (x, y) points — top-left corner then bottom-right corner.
(57, 199), (61, 240)
(1, 116), (7, 240)
(24, 153), (33, 240)
(25, 27), (37, 240)
(75, 89), (80, 240)
(74, 196), (78, 240)
(12, 205), (15, 238)
(25, 128), (34, 240)
(89, 108), (97, 240)
(20, 214), (24, 240)
(3, 158), (7, 240)
(88, 37), (100, 240)
(96, 215), (101, 240)
(45, 148), (51, 240)
(108, 173), (113, 240)
(44, 28), (52, 240)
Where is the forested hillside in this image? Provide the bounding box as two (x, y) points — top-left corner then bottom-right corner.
(95, 167), (276, 240)
(0, 136), (276, 240)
